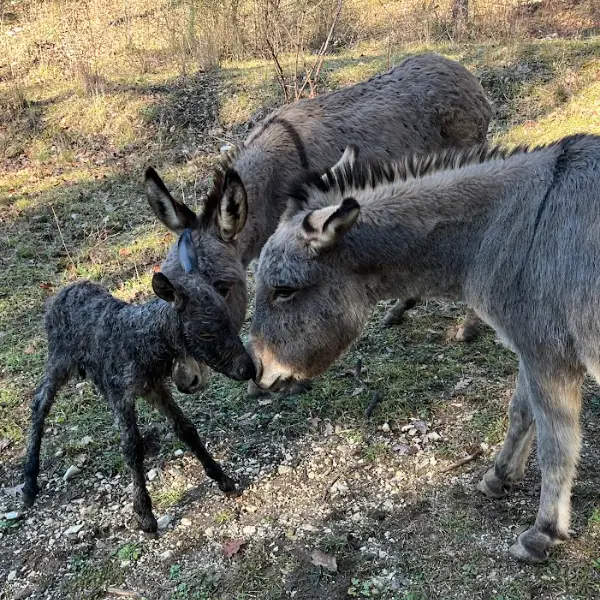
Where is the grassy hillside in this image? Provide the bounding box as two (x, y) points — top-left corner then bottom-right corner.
(1, 1), (600, 598)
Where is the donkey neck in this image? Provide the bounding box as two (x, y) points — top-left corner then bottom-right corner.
(119, 299), (183, 361)
(345, 157), (537, 303)
(234, 145), (308, 267)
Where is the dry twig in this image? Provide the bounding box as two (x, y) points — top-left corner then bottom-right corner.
(438, 448), (483, 473)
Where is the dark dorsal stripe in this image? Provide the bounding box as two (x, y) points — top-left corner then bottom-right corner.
(249, 116), (310, 170)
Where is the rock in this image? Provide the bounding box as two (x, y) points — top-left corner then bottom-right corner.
(173, 449), (184, 457)
(80, 436), (93, 446)
(204, 527), (214, 538)
(147, 469), (158, 482)
(381, 422), (391, 433)
(428, 431), (442, 442)
(157, 515), (172, 530)
(278, 465), (292, 475)
(63, 465), (81, 482)
(408, 446), (419, 455)
(393, 444), (410, 454)
(220, 144), (233, 153)
(5, 511), (21, 521)
(413, 420), (428, 434)
(242, 525), (256, 536)
(64, 524), (84, 537)
(181, 517), (191, 527)
(7, 570), (16, 581)
(160, 550), (174, 560)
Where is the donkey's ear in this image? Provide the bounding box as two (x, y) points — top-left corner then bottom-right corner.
(178, 229), (199, 274)
(152, 272), (186, 310)
(300, 197), (360, 253)
(218, 169), (248, 242)
(145, 167), (197, 234)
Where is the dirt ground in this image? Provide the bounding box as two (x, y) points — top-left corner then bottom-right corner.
(1, 34), (600, 600)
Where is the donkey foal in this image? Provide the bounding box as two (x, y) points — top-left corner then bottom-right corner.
(23, 231), (255, 533)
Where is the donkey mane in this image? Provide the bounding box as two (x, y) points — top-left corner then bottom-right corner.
(286, 139), (556, 211)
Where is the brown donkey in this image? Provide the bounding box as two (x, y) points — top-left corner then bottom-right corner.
(249, 134), (600, 563)
(145, 53), (491, 392)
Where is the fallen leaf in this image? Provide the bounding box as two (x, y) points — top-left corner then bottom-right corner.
(453, 377), (473, 395)
(119, 248), (131, 257)
(24, 345), (35, 354)
(39, 282), (53, 290)
(310, 549), (338, 572)
(223, 538), (246, 558)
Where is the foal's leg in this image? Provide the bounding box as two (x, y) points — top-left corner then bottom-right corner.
(381, 298), (418, 328)
(508, 367), (582, 563)
(455, 307), (481, 342)
(23, 363), (70, 507)
(478, 365), (535, 499)
(111, 394), (157, 533)
(146, 386), (237, 495)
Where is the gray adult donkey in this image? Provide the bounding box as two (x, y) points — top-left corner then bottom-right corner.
(248, 134), (600, 563)
(145, 53), (491, 392)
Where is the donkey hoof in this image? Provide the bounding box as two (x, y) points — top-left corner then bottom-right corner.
(477, 468), (511, 499)
(22, 482), (39, 508)
(509, 528), (553, 564)
(139, 514), (158, 535)
(455, 324), (479, 343)
(218, 475), (241, 497)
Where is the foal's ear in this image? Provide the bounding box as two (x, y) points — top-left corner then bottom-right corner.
(301, 197), (360, 253)
(152, 272), (186, 310)
(145, 167), (197, 234)
(218, 169), (248, 242)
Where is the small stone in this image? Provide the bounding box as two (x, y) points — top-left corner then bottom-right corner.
(181, 517), (191, 527)
(278, 465), (292, 475)
(64, 524), (84, 536)
(408, 428), (417, 436)
(220, 144), (233, 153)
(63, 466), (81, 482)
(204, 527), (214, 538)
(7, 570), (16, 581)
(160, 550), (174, 560)
(54, 448), (64, 458)
(381, 422), (391, 433)
(408, 446), (419, 455)
(173, 449), (184, 457)
(147, 469), (158, 482)
(157, 515), (172, 530)
(80, 436), (93, 446)
(393, 444), (409, 454)
(242, 525), (256, 536)
(4, 511), (21, 521)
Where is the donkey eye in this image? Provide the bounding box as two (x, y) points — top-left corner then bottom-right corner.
(272, 287), (297, 301)
(215, 282), (233, 297)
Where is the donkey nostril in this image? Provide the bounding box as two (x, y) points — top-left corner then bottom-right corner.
(190, 375), (200, 388)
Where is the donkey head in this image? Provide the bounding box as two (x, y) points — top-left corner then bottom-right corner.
(146, 167), (255, 386)
(249, 194), (375, 392)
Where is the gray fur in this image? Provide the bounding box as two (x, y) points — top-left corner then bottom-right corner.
(147, 53), (492, 389)
(249, 133), (599, 562)
(23, 272), (255, 533)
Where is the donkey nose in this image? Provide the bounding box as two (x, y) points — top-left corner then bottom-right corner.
(234, 356), (256, 381)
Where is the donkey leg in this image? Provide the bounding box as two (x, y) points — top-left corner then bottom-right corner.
(455, 307), (481, 342)
(147, 386), (237, 495)
(23, 364), (70, 507)
(478, 365), (535, 499)
(112, 396), (157, 533)
(382, 298), (418, 328)
(508, 369), (582, 564)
